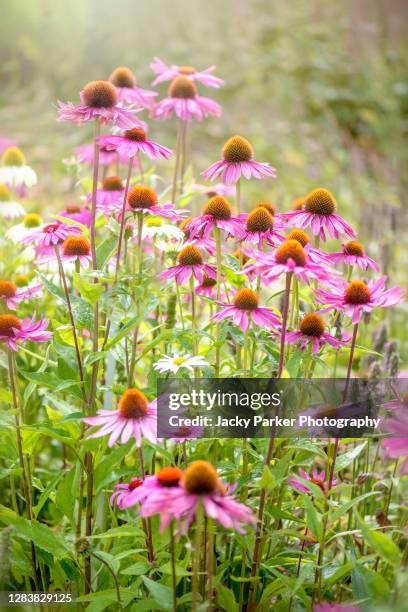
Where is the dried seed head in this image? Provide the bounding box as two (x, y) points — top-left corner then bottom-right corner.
(82, 80), (118, 108)
(15, 274), (29, 287)
(124, 127), (147, 142)
(275, 240), (307, 267)
(203, 195), (232, 220)
(0, 314), (21, 337)
(233, 288), (259, 311)
(65, 204), (82, 214)
(62, 236), (91, 257)
(201, 274), (217, 288)
(300, 313), (325, 337)
(287, 229), (310, 247)
(246, 207), (273, 233)
(109, 66), (137, 88)
(344, 280), (371, 305)
(127, 185), (158, 209)
(255, 201), (276, 215)
(304, 188), (336, 216)
(168, 76), (197, 99)
(178, 66), (196, 75)
(344, 240), (364, 257)
(23, 213), (42, 228)
(157, 467), (183, 487)
(178, 245), (203, 266)
(0, 280), (17, 298)
(0, 183), (11, 201)
(118, 388), (149, 419)
(222, 135), (254, 163)
(102, 176), (123, 191)
(2, 147), (26, 167)
(292, 197), (305, 211)
(182, 460), (221, 495)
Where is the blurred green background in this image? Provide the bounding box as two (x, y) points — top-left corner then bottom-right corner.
(0, 0), (407, 362)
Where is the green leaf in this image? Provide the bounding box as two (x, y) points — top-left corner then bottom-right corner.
(259, 465), (276, 491)
(335, 442), (367, 472)
(121, 561), (150, 576)
(330, 491), (379, 524)
(73, 272), (105, 305)
(90, 525), (145, 539)
(216, 584), (238, 612)
(0, 505), (70, 558)
(302, 494), (323, 540)
(97, 235), (118, 269)
(140, 576), (173, 610)
(56, 468), (77, 523)
(356, 512), (401, 566)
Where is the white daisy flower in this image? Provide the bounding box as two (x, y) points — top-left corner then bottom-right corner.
(0, 147), (37, 188)
(0, 183), (26, 219)
(153, 353), (209, 374)
(6, 212), (43, 241)
(141, 216), (184, 241)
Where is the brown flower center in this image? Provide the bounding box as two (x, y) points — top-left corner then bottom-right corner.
(275, 240), (307, 266)
(201, 274), (217, 288)
(233, 288), (259, 311)
(127, 185), (158, 209)
(304, 188), (336, 216)
(118, 389), (149, 419)
(168, 76), (197, 99)
(157, 467), (183, 487)
(0, 183), (11, 200)
(124, 127), (147, 142)
(2, 147), (26, 167)
(255, 201), (276, 215)
(292, 197), (305, 211)
(222, 135), (254, 163)
(0, 280), (17, 298)
(344, 240), (364, 257)
(299, 313), (325, 337)
(62, 236), (91, 257)
(182, 460), (221, 495)
(0, 314), (21, 337)
(344, 280), (371, 305)
(82, 80), (118, 108)
(23, 213), (42, 228)
(246, 208), (274, 233)
(109, 66), (137, 88)
(66, 204), (81, 214)
(310, 477), (325, 491)
(128, 478), (143, 491)
(103, 176), (123, 191)
(287, 229), (310, 247)
(179, 66), (196, 75)
(178, 245), (203, 266)
(203, 195), (232, 220)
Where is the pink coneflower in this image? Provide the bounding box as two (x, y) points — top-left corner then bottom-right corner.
(240, 207), (285, 247)
(143, 461), (254, 534)
(58, 80), (141, 129)
(23, 221), (82, 248)
(161, 245), (216, 284)
(329, 240), (379, 272)
(151, 76), (221, 123)
(244, 240), (335, 285)
(73, 142), (129, 167)
(288, 467), (337, 495)
(382, 403), (408, 474)
(212, 288), (281, 332)
(151, 57), (224, 88)
(98, 127), (172, 161)
(0, 280), (42, 310)
(202, 135), (276, 185)
(196, 274), (219, 299)
(315, 277), (404, 324)
(109, 66), (157, 109)
(186, 196), (244, 239)
(0, 314), (52, 352)
(285, 229), (330, 264)
(58, 204), (92, 227)
(179, 217), (216, 255)
(110, 477), (143, 508)
(192, 183), (236, 198)
(127, 185), (188, 221)
(60, 236), (92, 267)
(90, 176), (125, 214)
(285, 313), (347, 354)
(83, 388), (157, 447)
(118, 467), (183, 509)
(281, 188), (356, 242)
